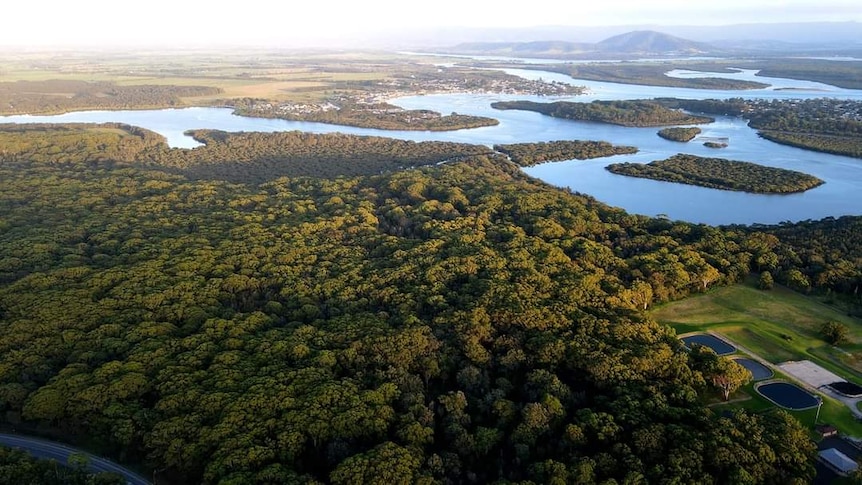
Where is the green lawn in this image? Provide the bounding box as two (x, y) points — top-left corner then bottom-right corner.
(655, 278), (862, 436)
(654, 278), (862, 378)
(711, 380), (862, 436)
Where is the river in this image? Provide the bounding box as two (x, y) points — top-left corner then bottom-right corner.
(2, 65), (861, 225)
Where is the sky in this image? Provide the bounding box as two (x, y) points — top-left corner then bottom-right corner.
(3, 0), (861, 48)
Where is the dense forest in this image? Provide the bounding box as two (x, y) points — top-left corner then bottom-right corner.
(606, 154), (824, 193)
(657, 127), (701, 142)
(659, 97), (862, 159)
(0, 80), (220, 115)
(493, 140), (637, 166)
(0, 446), (124, 485)
(0, 125), (834, 483)
(492, 100), (713, 127)
(231, 100), (499, 132)
(751, 216), (862, 303)
(0, 124), (495, 183)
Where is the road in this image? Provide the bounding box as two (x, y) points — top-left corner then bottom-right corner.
(0, 432), (151, 485)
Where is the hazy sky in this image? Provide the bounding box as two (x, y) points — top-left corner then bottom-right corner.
(3, 0), (861, 47)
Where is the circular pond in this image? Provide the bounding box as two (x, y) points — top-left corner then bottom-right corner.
(756, 382), (820, 410)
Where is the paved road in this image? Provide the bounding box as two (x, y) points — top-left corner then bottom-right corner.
(0, 433), (150, 485)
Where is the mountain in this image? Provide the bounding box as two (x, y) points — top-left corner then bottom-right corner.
(446, 30), (718, 58)
(595, 31), (711, 54)
(447, 40), (592, 56)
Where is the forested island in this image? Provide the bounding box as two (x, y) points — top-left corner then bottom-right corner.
(231, 100), (499, 131)
(2, 123), (848, 484)
(606, 154), (825, 193)
(658, 127), (702, 142)
(492, 99), (713, 127)
(493, 140), (638, 166)
(658, 97), (862, 159)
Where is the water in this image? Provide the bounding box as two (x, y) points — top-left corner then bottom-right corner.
(2, 66), (862, 225)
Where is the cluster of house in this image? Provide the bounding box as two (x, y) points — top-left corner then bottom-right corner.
(372, 76), (580, 98)
(744, 98), (862, 122)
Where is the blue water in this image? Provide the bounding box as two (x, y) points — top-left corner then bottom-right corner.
(2, 65), (862, 225)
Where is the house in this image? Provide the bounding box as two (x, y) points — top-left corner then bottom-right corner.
(816, 424), (839, 439)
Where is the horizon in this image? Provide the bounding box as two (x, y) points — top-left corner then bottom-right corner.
(3, 0), (862, 49)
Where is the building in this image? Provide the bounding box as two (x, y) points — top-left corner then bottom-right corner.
(816, 424), (839, 439)
(818, 448), (858, 477)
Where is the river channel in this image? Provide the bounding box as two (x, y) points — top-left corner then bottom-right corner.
(2, 65), (862, 225)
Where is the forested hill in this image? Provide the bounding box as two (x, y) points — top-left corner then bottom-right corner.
(448, 30), (715, 57)
(0, 126), (825, 483)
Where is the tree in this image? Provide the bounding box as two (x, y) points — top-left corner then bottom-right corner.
(758, 271), (774, 290)
(821, 321), (850, 346)
(688, 345), (752, 400)
(711, 359), (753, 401)
(330, 442), (421, 485)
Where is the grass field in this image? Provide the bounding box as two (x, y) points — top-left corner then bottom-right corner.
(654, 277), (862, 436)
(654, 277), (862, 376)
(0, 50), (406, 105)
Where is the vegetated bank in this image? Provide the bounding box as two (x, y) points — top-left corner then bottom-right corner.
(492, 99), (713, 127)
(658, 127), (702, 142)
(231, 99), (500, 131)
(0, 123), (827, 484)
(0, 80), (221, 115)
(658, 97), (862, 159)
(0, 124), (495, 183)
(494, 62), (770, 90)
(493, 140), (638, 166)
(497, 58), (862, 90)
(752, 58), (862, 90)
(606, 154), (825, 193)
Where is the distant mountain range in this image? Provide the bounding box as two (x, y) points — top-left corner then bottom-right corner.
(385, 22), (862, 56)
(446, 31), (719, 58)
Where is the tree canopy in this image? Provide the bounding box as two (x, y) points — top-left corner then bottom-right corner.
(0, 124), (834, 484)
(492, 99), (714, 127)
(606, 154), (824, 194)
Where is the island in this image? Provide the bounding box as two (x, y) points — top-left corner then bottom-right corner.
(658, 98), (862, 159)
(493, 140), (638, 166)
(491, 100), (713, 127)
(658, 127), (702, 142)
(231, 100), (499, 131)
(606, 154), (824, 193)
